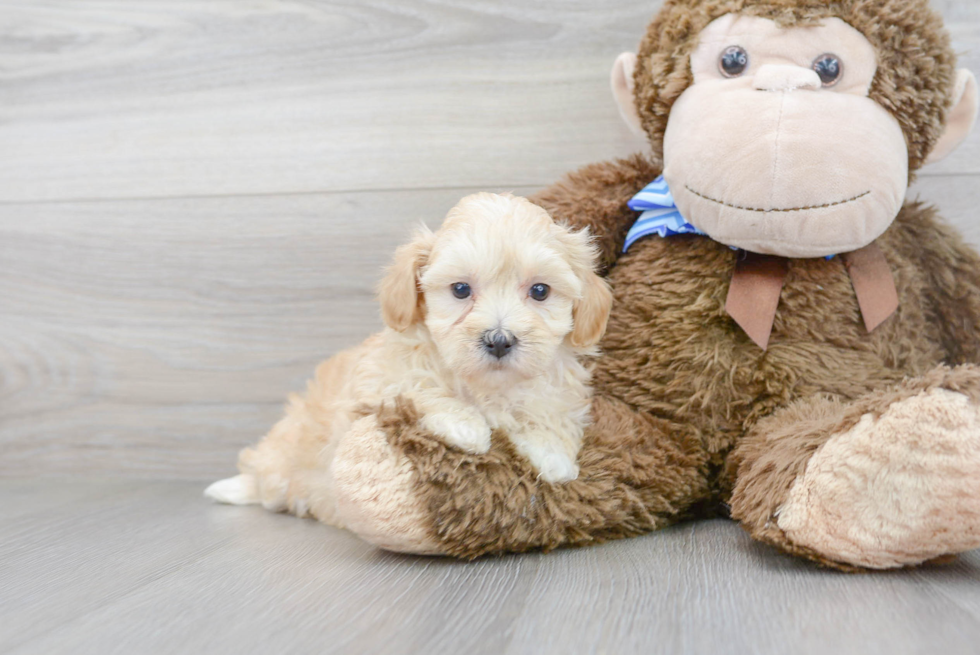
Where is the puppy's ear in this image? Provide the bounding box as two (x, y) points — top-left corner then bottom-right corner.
(556, 225), (613, 348)
(571, 272), (613, 348)
(378, 227), (434, 331)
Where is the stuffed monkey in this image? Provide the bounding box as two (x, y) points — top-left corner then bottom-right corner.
(329, 0), (980, 570)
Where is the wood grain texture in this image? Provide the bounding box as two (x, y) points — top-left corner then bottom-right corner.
(0, 186), (538, 478)
(0, 1), (977, 204)
(3, 479), (980, 655)
(0, 0), (643, 202)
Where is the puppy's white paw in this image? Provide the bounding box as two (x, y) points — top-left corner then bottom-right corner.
(421, 412), (492, 454)
(535, 452), (580, 484)
(204, 474), (259, 505)
(512, 436), (581, 483)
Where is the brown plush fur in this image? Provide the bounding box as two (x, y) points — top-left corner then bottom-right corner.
(633, 0), (957, 175)
(533, 154), (662, 272)
(343, 0), (980, 569)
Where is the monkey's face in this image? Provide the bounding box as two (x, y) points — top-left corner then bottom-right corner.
(662, 15), (908, 258)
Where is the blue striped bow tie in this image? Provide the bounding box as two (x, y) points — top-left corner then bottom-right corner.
(624, 177), (834, 260)
(623, 176), (705, 252)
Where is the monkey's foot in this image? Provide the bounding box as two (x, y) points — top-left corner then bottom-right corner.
(776, 388), (980, 569)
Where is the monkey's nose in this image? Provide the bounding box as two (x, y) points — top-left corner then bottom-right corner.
(483, 330), (517, 359)
(753, 64), (821, 92)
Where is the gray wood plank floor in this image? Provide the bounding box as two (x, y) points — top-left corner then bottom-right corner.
(3, 479), (980, 655)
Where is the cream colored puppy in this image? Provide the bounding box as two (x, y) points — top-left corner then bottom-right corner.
(205, 193), (612, 522)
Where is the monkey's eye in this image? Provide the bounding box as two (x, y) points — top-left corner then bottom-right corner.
(451, 282), (471, 299)
(812, 54), (843, 87)
(719, 46), (749, 78)
(529, 283), (550, 301)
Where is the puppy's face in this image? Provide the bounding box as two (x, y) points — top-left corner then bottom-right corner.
(379, 193), (612, 385)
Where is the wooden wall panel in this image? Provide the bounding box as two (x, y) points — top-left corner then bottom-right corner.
(0, 1), (976, 203)
(1, 0), (977, 477)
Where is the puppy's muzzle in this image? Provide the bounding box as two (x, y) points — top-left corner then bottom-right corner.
(482, 329), (517, 360)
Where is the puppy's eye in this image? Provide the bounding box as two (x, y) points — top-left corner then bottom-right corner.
(719, 46), (748, 78)
(812, 54), (843, 87)
(451, 282), (471, 299)
(529, 283), (550, 301)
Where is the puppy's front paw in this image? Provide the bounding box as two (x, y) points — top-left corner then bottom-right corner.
(421, 412), (492, 454)
(536, 452), (580, 484)
(512, 437), (581, 483)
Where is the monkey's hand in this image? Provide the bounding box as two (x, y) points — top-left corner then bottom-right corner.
(331, 395), (709, 558)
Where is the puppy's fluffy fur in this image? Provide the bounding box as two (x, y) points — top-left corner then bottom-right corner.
(206, 193), (612, 522)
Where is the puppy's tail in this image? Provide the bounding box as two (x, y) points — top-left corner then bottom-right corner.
(204, 474), (259, 505)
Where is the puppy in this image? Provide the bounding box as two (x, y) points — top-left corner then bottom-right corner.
(205, 193), (612, 523)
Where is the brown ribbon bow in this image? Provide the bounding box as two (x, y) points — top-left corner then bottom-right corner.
(725, 243), (899, 350)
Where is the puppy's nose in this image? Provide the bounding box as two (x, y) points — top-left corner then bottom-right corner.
(483, 330), (517, 359)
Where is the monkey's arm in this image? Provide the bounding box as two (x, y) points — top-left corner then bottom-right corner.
(899, 202), (980, 364)
(530, 153), (661, 272)
(331, 394), (710, 557)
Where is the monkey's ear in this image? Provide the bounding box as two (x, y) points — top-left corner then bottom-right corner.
(378, 228), (434, 331)
(611, 52), (646, 139)
(926, 69), (979, 165)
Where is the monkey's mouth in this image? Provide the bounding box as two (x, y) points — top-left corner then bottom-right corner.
(684, 185), (871, 213)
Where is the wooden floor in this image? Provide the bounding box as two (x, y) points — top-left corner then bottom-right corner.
(2, 1), (980, 652)
(4, 478), (980, 655)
